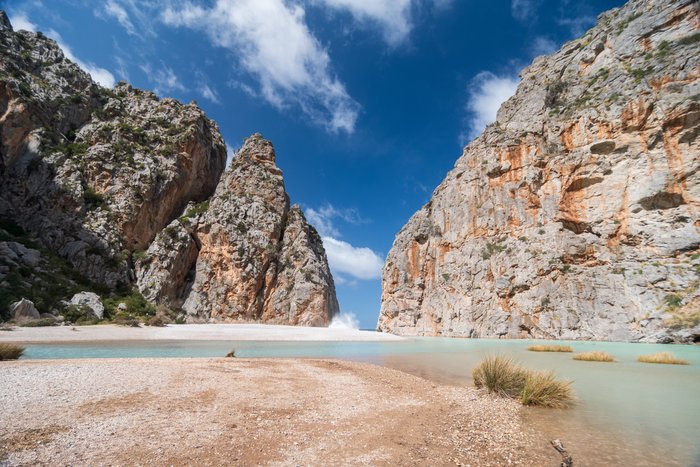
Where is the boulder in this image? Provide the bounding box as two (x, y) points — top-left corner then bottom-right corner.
(11, 298), (40, 323)
(69, 292), (104, 320)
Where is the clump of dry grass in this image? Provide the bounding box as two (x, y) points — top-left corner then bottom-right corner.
(0, 343), (25, 360)
(521, 371), (573, 408)
(472, 356), (527, 398)
(527, 344), (573, 353)
(573, 351), (615, 362)
(637, 352), (689, 365)
(472, 355), (573, 408)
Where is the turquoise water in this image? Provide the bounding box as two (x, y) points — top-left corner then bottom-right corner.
(19, 338), (700, 466)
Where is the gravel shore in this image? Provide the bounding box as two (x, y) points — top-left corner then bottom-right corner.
(0, 358), (555, 466)
(0, 323), (405, 343)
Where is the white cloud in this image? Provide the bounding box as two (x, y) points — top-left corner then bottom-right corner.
(557, 15), (596, 36)
(195, 71), (220, 104)
(95, 0), (157, 38)
(304, 203), (380, 281)
(511, 0), (540, 21)
(305, 203), (368, 238)
(103, 0), (135, 35)
(227, 79), (258, 99)
(200, 83), (220, 103)
(162, 0), (359, 134)
(530, 36), (557, 56)
(114, 55), (130, 81)
(8, 12), (37, 32)
(46, 29), (116, 87)
(225, 144), (235, 166)
(322, 236), (383, 280)
(140, 63), (186, 95)
(314, 0), (412, 46)
(463, 71), (519, 141)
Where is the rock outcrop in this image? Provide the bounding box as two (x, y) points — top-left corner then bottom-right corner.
(378, 0), (700, 343)
(0, 13), (338, 326)
(147, 135), (339, 325)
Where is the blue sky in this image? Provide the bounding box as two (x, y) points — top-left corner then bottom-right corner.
(5, 0), (624, 328)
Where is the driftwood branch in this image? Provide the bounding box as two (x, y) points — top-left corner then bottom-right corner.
(551, 439), (573, 467)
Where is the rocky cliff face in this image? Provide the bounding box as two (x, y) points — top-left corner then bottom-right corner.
(378, 0), (700, 343)
(0, 12), (338, 326)
(164, 135), (339, 325)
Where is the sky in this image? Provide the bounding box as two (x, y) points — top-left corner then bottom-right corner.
(4, 0), (625, 329)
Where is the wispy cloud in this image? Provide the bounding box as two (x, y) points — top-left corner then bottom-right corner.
(195, 71), (220, 104)
(314, 0), (412, 46)
(45, 28), (116, 87)
(94, 0), (157, 38)
(162, 0), (360, 134)
(511, 0), (541, 21)
(462, 71), (519, 142)
(101, 0), (135, 35)
(557, 15), (596, 36)
(305, 203), (368, 238)
(140, 63), (186, 95)
(530, 36), (557, 56)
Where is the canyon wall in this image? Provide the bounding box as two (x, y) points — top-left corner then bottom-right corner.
(378, 0), (699, 343)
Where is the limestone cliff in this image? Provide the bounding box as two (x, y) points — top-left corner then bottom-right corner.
(378, 0), (700, 343)
(172, 135), (339, 325)
(0, 13), (338, 326)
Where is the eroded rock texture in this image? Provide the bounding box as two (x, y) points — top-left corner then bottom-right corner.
(378, 0), (700, 343)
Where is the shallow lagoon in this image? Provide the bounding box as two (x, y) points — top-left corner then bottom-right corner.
(21, 337), (700, 466)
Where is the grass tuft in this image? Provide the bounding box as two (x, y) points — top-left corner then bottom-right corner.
(637, 352), (688, 365)
(0, 343), (25, 360)
(521, 370), (574, 408)
(527, 344), (573, 353)
(573, 351), (615, 362)
(472, 356), (573, 407)
(472, 356), (527, 398)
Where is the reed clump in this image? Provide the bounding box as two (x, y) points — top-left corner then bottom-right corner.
(573, 351), (615, 362)
(637, 352), (688, 365)
(521, 371), (573, 408)
(472, 355), (573, 408)
(527, 344), (573, 353)
(472, 356), (526, 398)
(0, 343), (25, 360)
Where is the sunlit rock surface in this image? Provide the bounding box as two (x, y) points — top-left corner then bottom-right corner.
(378, 0), (700, 343)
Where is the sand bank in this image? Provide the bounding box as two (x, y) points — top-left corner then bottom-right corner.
(0, 358), (554, 466)
(0, 323), (405, 343)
